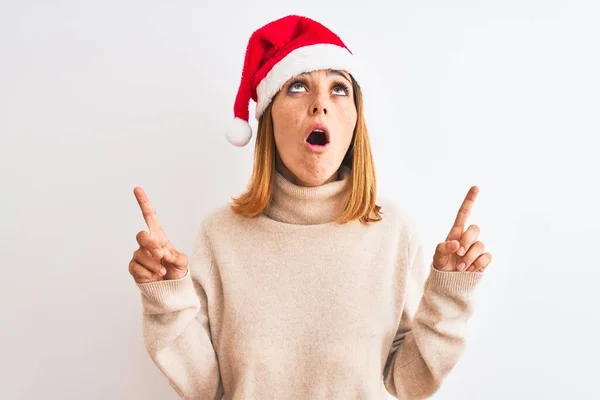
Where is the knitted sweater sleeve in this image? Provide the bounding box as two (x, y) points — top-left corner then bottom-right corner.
(382, 225), (484, 399)
(136, 224), (222, 400)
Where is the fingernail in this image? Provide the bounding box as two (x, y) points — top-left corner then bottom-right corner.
(154, 249), (162, 259)
(159, 267), (167, 276)
(458, 262), (466, 271)
(457, 246), (465, 256)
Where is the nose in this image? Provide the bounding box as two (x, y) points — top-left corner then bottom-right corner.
(312, 105), (327, 115)
(310, 93), (328, 115)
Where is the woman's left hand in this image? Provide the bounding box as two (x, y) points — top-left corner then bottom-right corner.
(432, 186), (492, 272)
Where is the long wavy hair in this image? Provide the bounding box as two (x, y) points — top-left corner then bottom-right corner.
(230, 74), (382, 224)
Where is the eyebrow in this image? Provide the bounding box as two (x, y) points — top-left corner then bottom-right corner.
(298, 69), (352, 84)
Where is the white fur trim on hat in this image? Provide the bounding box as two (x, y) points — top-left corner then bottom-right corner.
(255, 43), (356, 119)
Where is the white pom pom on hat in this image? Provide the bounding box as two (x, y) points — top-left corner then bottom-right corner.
(225, 14), (358, 147)
(225, 117), (253, 147)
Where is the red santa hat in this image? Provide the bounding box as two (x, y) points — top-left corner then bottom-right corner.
(225, 15), (357, 147)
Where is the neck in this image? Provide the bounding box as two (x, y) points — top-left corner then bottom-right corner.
(265, 165), (352, 225)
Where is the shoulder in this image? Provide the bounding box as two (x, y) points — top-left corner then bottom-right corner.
(196, 202), (242, 233)
(195, 201), (261, 241)
(377, 198), (428, 281)
(200, 202), (235, 226)
(187, 202), (246, 266)
(377, 196), (420, 240)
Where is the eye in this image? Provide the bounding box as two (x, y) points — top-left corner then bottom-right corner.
(332, 82), (350, 96)
(288, 80), (307, 93)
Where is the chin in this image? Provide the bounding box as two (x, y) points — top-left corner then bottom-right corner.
(294, 162), (341, 186)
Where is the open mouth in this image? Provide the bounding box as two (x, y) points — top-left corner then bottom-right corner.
(306, 129), (329, 146)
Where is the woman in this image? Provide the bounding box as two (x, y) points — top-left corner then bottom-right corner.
(129, 15), (492, 399)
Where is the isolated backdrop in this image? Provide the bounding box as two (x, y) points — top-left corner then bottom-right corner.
(1, 0), (598, 399)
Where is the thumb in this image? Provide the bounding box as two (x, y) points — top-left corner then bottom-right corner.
(433, 240), (459, 268)
(163, 247), (188, 270)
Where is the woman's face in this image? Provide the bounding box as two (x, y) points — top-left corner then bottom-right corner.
(271, 69), (357, 187)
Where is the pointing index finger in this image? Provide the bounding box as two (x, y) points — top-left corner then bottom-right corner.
(133, 187), (163, 235)
(447, 186), (479, 240)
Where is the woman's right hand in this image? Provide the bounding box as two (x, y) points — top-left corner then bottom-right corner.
(129, 187), (189, 284)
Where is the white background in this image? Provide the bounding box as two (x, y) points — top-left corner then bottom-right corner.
(1, 0), (599, 399)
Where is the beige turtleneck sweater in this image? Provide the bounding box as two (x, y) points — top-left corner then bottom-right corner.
(136, 166), (484, 399)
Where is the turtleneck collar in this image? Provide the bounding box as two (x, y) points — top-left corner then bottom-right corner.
(264, 166), (352, 225)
